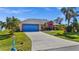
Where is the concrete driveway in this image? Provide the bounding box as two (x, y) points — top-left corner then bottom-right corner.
(25, 32), (79, 51)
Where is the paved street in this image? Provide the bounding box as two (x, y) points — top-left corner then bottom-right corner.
(25, 32), (79, 51)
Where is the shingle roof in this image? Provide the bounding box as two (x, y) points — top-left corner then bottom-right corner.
(21, 18), (48, 24)
(22, 18), (48, 22)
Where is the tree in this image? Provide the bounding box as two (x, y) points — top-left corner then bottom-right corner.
(11, 16), (20, 31)
(54, 17), (63, 24)
(5, 16), (20, 35)
(0, 21), (6, 30)
(72, 17), (78, 32)
(61, 7), (74, 26)
(61, 7), (79, 32)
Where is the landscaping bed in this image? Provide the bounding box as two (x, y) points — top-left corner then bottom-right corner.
(44, 30), (79, 42)
(0, 30), (31, 51)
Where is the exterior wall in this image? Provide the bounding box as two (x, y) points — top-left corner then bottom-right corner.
(39, 24), (42, 31)
(19, 23), (22, 31)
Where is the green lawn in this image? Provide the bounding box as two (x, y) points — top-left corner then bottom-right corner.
(44, 30), (79, 42)
(0, 30), (32, 51)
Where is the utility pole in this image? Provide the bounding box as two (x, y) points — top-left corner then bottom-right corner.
(11, 34), (17, 51)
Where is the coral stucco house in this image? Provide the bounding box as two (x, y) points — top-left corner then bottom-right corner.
(46, 21), (59, 30)
(47, 21), (54, 29)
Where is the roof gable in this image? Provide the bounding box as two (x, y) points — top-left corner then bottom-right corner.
(22, 19), (48, 24)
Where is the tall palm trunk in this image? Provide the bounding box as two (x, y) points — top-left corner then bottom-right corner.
(68, 19), (70, 27)
(66, 19), (71, 32)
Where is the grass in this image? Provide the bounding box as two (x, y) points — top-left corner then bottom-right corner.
(44, 30), (79, 42)
(0, 30), (32, 51)
(45, 30), (64, 35)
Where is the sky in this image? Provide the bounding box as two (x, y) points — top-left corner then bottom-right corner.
(0, 7), (79, 24)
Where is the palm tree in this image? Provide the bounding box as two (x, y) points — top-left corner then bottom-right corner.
(61, 7), (79, 32)
(61, 7), (74, 26)
(0, 21), (6, 30)
(5, 16), (20, 34)
(11, 16), (20, 32)
(72, 17), (78, 32)
(54, 17), (63, 24)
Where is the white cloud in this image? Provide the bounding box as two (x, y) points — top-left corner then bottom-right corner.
(18, 17), (26, 21)
(44, 8), (52, 11)
(0, 8), (31, 14)
(57, 7), (62, 10)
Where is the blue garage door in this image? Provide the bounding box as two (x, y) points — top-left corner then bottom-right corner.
(22, 24), (39, 32)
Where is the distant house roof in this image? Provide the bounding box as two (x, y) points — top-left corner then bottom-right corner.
(47, 21), (59, 25)
(22, 18), (48, 22)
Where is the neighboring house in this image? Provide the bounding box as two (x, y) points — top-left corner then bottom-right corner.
(0, 26), (5, 31)
(39, 21), (59, 30)
(47, 21), (59, 30)
(47, 21), (54, 30)
(53, 22), (59, 30)
(19, 19), (48, 32)
(2, 27), (5, 31)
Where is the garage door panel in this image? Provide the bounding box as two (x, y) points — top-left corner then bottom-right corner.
(22, 24), (39, 32)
